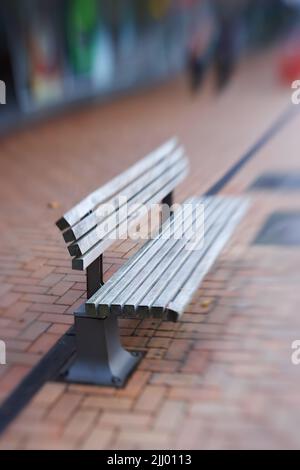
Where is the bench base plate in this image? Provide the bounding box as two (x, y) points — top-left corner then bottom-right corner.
(60, 309), (142, 387)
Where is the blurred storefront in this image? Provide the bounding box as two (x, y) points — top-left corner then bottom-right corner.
(0, 0), (297, 132)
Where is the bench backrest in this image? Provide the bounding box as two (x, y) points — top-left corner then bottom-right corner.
(56, 137), (189, 276)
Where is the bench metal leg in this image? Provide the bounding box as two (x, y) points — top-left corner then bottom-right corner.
(86, 255), (103, 298)
(65, 313), (142, 387)
(161, 191), (173, 224)
(162, 192), (173, 208)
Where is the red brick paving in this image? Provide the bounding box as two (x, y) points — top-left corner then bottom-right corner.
(1, 51), (300, 449)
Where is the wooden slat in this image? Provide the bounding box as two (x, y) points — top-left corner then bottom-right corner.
(85, 197), (198, 316)
(122, 197), (234, 317)
(63, 146), (186, 243)
(113, 197), (222, 317)
(85, 196), (231, 316)
(68, 149), (187, 255)
(147, 198), (243, 318)
(69, 157), (188, 257)
(100, 198), (216, 318)
(72, 161), (189, 270)
(85, 196), (248, 320)
(71, 161), (188, 257)
(56, 137), (178, 231)
(165, 199), (249, 320)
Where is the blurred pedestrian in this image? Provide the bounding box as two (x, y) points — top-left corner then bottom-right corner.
(213, 0), (249, 89)
(187, 1), (218, 92)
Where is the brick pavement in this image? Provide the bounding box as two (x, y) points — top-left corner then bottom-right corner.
(1, 51), (300, 449)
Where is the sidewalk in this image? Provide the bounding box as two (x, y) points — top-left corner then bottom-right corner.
(1, 51), (300, 449)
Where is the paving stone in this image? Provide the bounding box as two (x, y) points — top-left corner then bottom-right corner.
(134, 385), (166, 413)
(31, 382), (66, 407)
(19, 321), (51, 341)
(47, 393), (83, 425)
(82, 396), (133, 411)
(80, 428), (115, 450)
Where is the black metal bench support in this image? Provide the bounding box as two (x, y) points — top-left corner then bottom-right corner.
(64, 255), (142, 387)
(161, 191), (173, 224)
(162, 191), (173, 208)
(66, 308), (142, 386)
(86, 255), (103, 298)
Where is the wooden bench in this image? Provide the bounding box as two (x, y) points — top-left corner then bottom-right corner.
(56, 138), (248, 386)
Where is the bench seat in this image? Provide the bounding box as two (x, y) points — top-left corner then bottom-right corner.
(86, 195), (248, 322)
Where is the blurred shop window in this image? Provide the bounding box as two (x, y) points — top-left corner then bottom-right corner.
(66, 0), (115, 90)
(9, 0), (64, 110)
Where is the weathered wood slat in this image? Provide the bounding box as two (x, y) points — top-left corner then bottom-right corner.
(71, 158), (188, 259)
(165, 200), (249, 320)
(56, 137), (178, 231)
(73, 166), (188, 270)
(68, 154), (188, 256)
(106, 199), (209, 316)
(123, 197), (234, 317)
(114, 197), (222, 317)
(85, 197), (200, 316)
(88, 196), (225, 317)
(148, 198), (245, 318)
(85, 196), (248, 321)
(63, 146), (186, 243)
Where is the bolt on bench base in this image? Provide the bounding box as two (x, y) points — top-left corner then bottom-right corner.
(63, 310), (142, 387)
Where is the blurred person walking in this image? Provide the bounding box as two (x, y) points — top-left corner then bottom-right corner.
(187, 0), (218, 91)
(213, 0), (249, 89)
